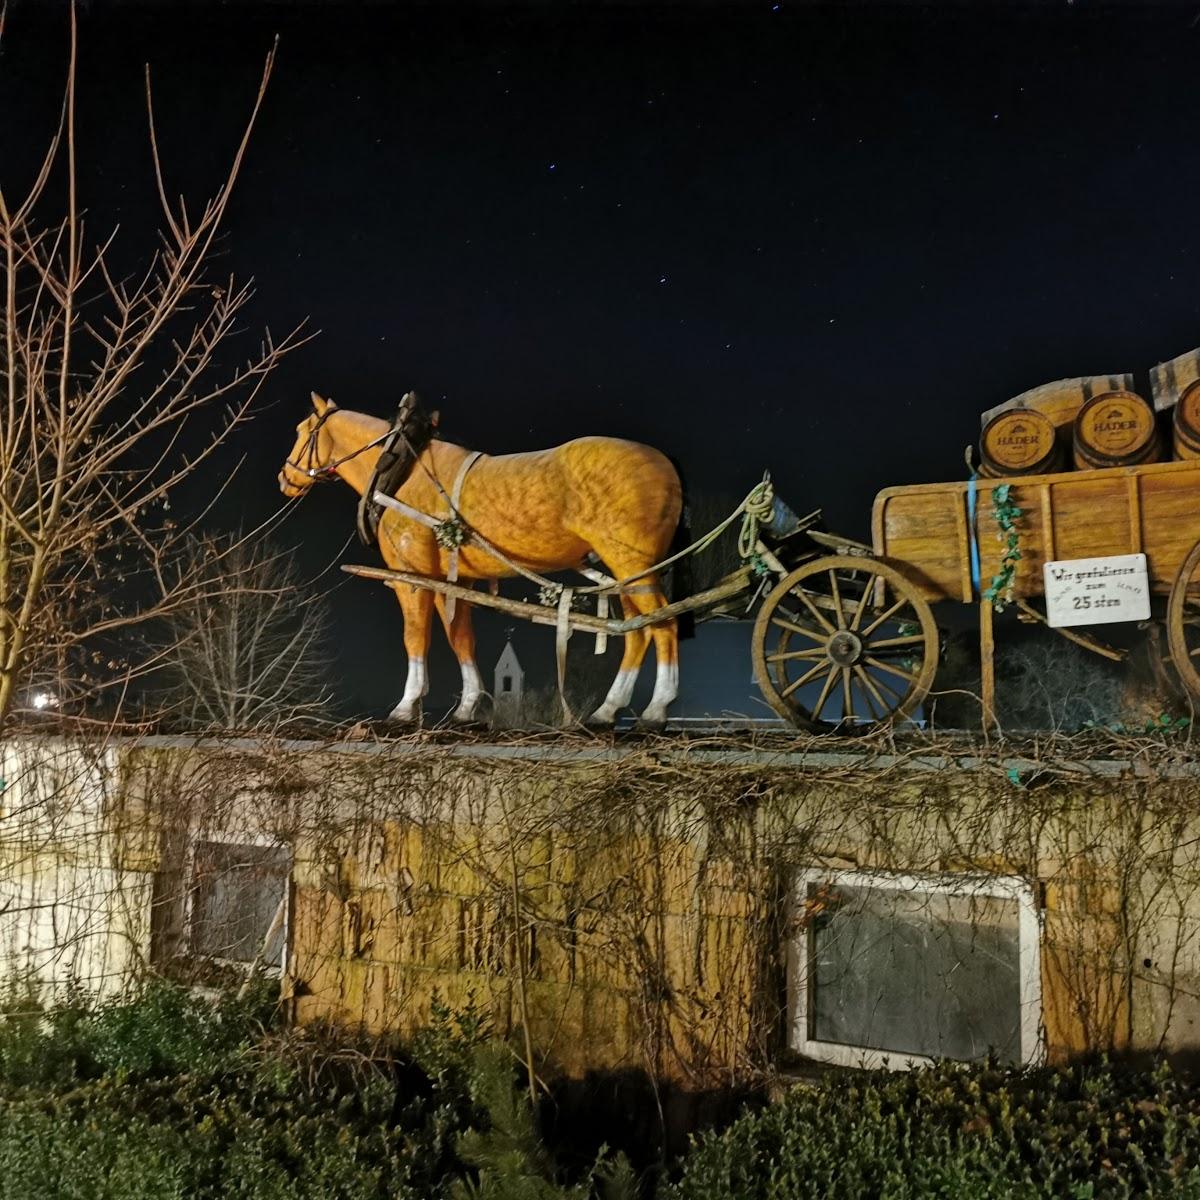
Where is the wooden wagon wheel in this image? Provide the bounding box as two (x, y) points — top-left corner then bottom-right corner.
(751, 555), (939, 731)
(1166, 538), (1200, 702)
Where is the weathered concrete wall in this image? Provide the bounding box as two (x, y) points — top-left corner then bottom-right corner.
(272, 739), (1200, 1083)
(0, 739), (153, 998)
(6, 732), (1200, 1084)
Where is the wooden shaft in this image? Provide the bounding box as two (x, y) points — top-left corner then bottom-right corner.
(979, 599), (997, 734)
(1013, 598), (1128, 662)
(340, 564), (753, 633)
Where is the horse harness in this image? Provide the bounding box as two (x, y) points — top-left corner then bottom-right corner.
(354, 393), (438, 546)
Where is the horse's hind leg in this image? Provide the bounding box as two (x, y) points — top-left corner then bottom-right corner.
(387, 585), (434, 723)
(436, 596), (485, 722)
(589, 597), (651, 726)
(626, 577), (678, 729)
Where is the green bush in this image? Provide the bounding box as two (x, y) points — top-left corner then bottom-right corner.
(0, 977), (276, 1087)
(0, 982), (632, 1200)
(666, 1059), (1200, 1199)
(0, 982), (484, 1199)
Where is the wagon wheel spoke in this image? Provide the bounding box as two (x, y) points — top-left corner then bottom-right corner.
(828, 571), (846, 629)
(853, 665), (892, 717)
(793, 587), (837, 635)
(848, 589), (869, 632)
(860, 596), (908, 639)
(867, 670), (908, 702)
(780, 660), (831, 699)
(863, 655), (919, 685)
(840, 667), (853, 722)
(810, 664), (840, 719)
(767, 647), (829, 664)
(866, 634), (926, 651)
(770, 615), (828, 642)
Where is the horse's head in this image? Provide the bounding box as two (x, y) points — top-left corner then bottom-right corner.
(278, 392), (338, 497)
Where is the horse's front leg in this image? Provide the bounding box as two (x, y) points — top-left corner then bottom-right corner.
(435, 595), (485, 722)
(387, 584), (434, 723)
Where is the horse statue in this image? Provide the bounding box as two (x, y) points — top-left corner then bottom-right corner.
(279, 392), (684, 727)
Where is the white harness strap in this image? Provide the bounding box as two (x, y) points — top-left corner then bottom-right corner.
(444, 450), (483, 623)
(373, 490), (439, 529)
(556, 587), (574, 721)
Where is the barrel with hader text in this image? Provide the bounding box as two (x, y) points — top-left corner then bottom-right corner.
(979, 408), (1062, 477)
(1072, 390), (1160, 470)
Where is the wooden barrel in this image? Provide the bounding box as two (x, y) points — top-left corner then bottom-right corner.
(1150, 346), (1200, 414)
(1173, 381), (1200, 459)
(1072, 390), (1160, 470)
(979, 408), (1061, 477)
(980, 373), (1136, 434)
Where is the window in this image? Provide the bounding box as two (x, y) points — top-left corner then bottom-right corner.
(188, 839), (289, 969)
(787, 869), (1041, 1069)
(502, 675), (513, 693)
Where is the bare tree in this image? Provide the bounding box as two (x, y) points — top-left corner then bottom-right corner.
(0, 9), (306, 725)
(157, 533), (334, 733)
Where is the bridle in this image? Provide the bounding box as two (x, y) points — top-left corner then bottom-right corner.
(284, 394), (438, 548)
(285, 407), (393, 483)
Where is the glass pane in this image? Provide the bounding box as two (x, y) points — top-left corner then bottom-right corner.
(808, 882), (1022, 1062)
(192, 842), (289, 965)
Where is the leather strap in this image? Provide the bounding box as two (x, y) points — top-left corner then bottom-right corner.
(556, 588), (574, 721)
(444, 450), (483, 623)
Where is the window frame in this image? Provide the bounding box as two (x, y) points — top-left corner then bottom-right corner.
(183, 829), (292, 976)
(786, 867), (1043, 1070)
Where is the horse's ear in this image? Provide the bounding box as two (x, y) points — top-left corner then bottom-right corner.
(310, 391), (336, 416)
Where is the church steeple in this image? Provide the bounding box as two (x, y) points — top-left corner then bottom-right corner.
(491, 634), (525, 728)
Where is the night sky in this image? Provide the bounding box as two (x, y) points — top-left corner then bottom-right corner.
(4, 1), (1200, 717)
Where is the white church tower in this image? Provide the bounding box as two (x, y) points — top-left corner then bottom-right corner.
(491, 637), (525, 729)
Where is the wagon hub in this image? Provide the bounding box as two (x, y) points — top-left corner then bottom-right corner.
(827, 629), (863, 667)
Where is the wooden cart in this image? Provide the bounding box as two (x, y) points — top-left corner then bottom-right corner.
(751, 457), (1200, 730)
(345, 457), (1200, 732)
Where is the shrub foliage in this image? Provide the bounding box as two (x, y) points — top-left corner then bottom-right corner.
(667, 1059), (1200, 1199)
(4, 987), (1200, 1198)
(0, 985), (633, 1200)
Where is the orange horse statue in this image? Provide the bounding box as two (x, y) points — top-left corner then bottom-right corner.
(279, 392), (683, 726)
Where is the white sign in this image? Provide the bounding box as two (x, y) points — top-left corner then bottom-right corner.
(1042, 553), (1151, 627)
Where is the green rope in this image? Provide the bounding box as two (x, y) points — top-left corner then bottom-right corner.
(736, 479), (777, 562)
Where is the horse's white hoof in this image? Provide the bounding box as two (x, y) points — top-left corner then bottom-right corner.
(586, 706), (617, 728)
(637, 708), (669, 731)
(451, 695), (485, 723)
(387, 702), (421, 724)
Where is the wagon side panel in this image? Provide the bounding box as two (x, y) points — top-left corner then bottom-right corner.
(1138, 466), (1200, 590)
(872, 488), (971, 603)
(1025, 475), (1133, 572)
(873, 483), (1053, 603)
(875, 461), (1200, 606)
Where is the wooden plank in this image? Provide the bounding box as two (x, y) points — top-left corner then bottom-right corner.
(954, 491), (973, 601)
(1128, 473), (1143, 554)
(1139, 472), (1200, 588)
(979, 600), (997, 733)
(340, 564), (754, 633)
(1039, 483), (1056, 562)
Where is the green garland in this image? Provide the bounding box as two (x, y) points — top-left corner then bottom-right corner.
(982, 482), (1023, 612)
(434, 516), (469, 550)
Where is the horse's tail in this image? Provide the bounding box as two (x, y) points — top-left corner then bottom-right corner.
(667, 455), (695, 640)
